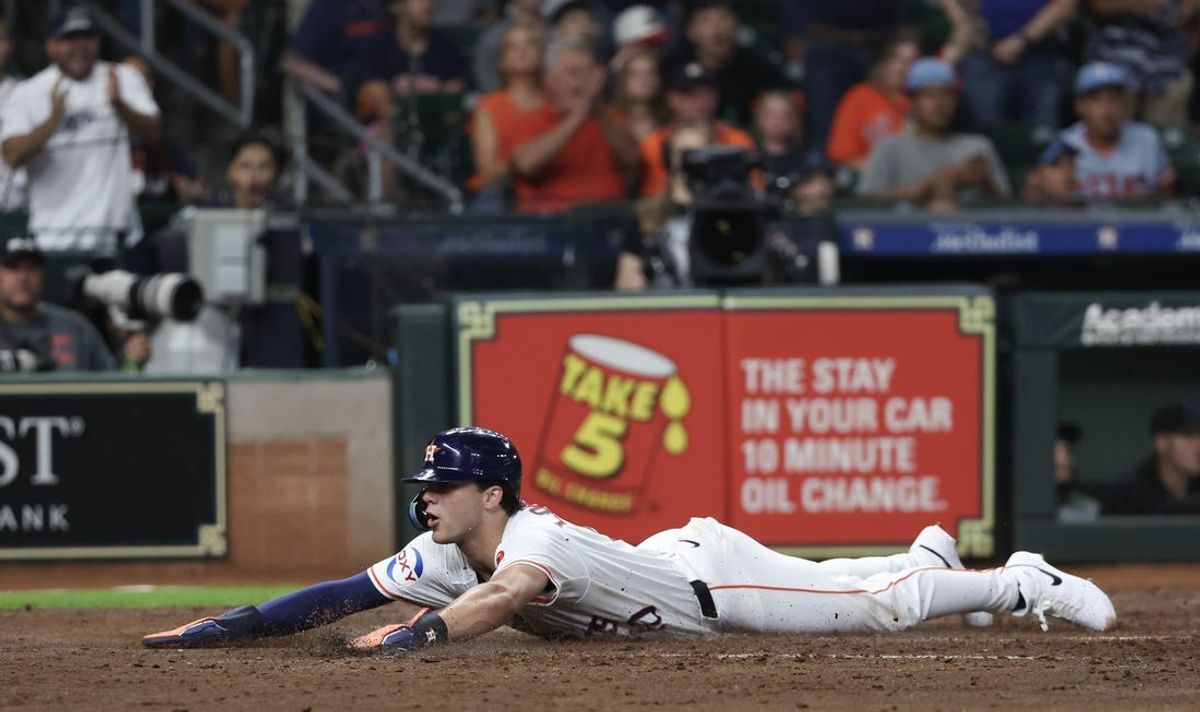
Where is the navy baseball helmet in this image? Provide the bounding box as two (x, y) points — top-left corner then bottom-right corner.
(404, 427), (522, 530)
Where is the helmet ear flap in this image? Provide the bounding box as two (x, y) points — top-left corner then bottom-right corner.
(408, 490), (431, 531)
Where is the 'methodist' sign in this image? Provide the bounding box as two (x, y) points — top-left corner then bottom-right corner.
(0, 381), (226, 560)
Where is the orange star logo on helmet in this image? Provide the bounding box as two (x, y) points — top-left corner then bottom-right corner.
(425, 443), (439, 463)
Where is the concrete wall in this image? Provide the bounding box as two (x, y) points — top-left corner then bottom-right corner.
(226, 375), (395, 572)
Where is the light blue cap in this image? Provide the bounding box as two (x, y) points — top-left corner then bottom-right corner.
(1075, 61), (1130, 95)
(905, 57), (956, 92)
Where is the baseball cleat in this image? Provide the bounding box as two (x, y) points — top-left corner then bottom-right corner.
(1004, 551), (1116, 632)
(909, 524), (994, 627)
(142, 604), (265, 648)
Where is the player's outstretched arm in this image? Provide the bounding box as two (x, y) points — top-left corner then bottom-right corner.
(350, 563), (549, 652)
(142, 571), (400, 648)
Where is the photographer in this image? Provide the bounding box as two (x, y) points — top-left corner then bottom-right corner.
(0, 236), (119, 372)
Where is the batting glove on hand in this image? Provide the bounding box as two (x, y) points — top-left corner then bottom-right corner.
(349, 607), (448, 652)
(142, 605), (265, 648)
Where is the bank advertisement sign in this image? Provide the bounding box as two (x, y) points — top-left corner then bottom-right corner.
(0, 381), (226, 560)
(455, 293), (994, 556)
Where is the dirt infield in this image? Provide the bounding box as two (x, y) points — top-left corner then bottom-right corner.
(1, 564), (1197, 711)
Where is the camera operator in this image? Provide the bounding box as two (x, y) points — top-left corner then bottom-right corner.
(616, 119), (715, 290)
(0, 236), (122, 372)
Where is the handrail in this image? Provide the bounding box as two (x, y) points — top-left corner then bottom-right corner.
(81, 0), (252, 129)
(295, 81), (464, 213)
(81, 1), (251, 128)
(153, 0), (254, 128)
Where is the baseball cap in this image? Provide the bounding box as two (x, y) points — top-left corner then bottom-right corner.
(614, 5), (669, 47)
(0, 236), (44, 267)
(905, 57), (956, 92)
(1075, 61), (1130, 95)
(1037, 136), (1080, 165)
(793, 150), (834, 182)
(669, 62), (718, 93)
(542, 0), (590, 24)
(52, 7), (98, 39)
(1149, 403), (1200, 436)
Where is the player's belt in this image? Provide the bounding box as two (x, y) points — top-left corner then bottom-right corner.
(690, 580), (718, 619)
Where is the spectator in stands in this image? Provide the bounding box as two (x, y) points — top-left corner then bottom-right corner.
(638, 62), (754, 197)
(473, 0), (545, 93)
(545, 0), (603, 46)
(122, 56), (204, 205)
(207, 132), (284, 210)
(785, 151), (836, 217)
(611, 46), (669, 142)
(1109, 403), (1200, 514)
(1023, 62), (1174, 203)
(509, 38), (640, 213)
(858, 58), (1010, 212)
(0, 8), (161, 255)
(1054, 423), (1102, 523)
(616, 119), (715, 290)
(754, 90), (808, 189)
(357, 0), (468, 98)
(1084, 0), (1197, 128)
(826, 32), (919, 172)
(0, 236), (118, 372)
(281, 0), (389, 97)
(0, 20), (27, 211)
(958, 0), (1078, 135)
(612, 5), (671, 63)
(782, 0), (971, 148)
(470, 23), (545, 198)
(661, 1), (784, 127)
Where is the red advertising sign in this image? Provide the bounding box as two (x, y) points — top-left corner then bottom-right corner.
(722, 295), (994, 553)
(457, 293), (994, 555)
(463, 298), (728, 543)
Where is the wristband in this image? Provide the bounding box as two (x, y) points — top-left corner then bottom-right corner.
(381, 610), (449, 650)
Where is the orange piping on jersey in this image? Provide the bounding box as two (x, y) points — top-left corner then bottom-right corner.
(503, 559), (561, 607)
(367, 565), (401, 600)
(708, 566), (965, 595)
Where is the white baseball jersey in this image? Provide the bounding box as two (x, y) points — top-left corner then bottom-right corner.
(0, 76), (27, 211)
(1054, 120), (1172, 198)
(368, 508), (1019, 637)
(0, 61), (159, 253)
(368, 505), (714, 638)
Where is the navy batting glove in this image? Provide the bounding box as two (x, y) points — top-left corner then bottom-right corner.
(143, 605), (265, 648)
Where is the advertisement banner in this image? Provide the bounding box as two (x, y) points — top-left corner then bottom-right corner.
(458, 296), (727, 544)
(723, 294), (994, 555)
(0, 381), (226, 560)
(455, 292), (994, 555)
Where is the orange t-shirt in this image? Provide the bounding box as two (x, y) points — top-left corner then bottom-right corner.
(471, 91), (542, 173)
(638, 123), (756, 197)
(826, 83), (910, 166)
(508, 105), (629, 213)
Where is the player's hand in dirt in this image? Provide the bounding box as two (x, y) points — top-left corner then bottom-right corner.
(349, 607), (446, 652)
(142, 605), (265, 648)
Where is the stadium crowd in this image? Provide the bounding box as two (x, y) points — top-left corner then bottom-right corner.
(2, 0), (1199, 228)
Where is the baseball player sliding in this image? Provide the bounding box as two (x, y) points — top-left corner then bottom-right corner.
(144, 427), (1115, 651)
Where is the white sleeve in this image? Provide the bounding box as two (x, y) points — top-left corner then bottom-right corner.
(366, 533), (470, 608)
(0, 84), (37, 141)
(115, 63), (160, 117)
(493, 515), (589, 606)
